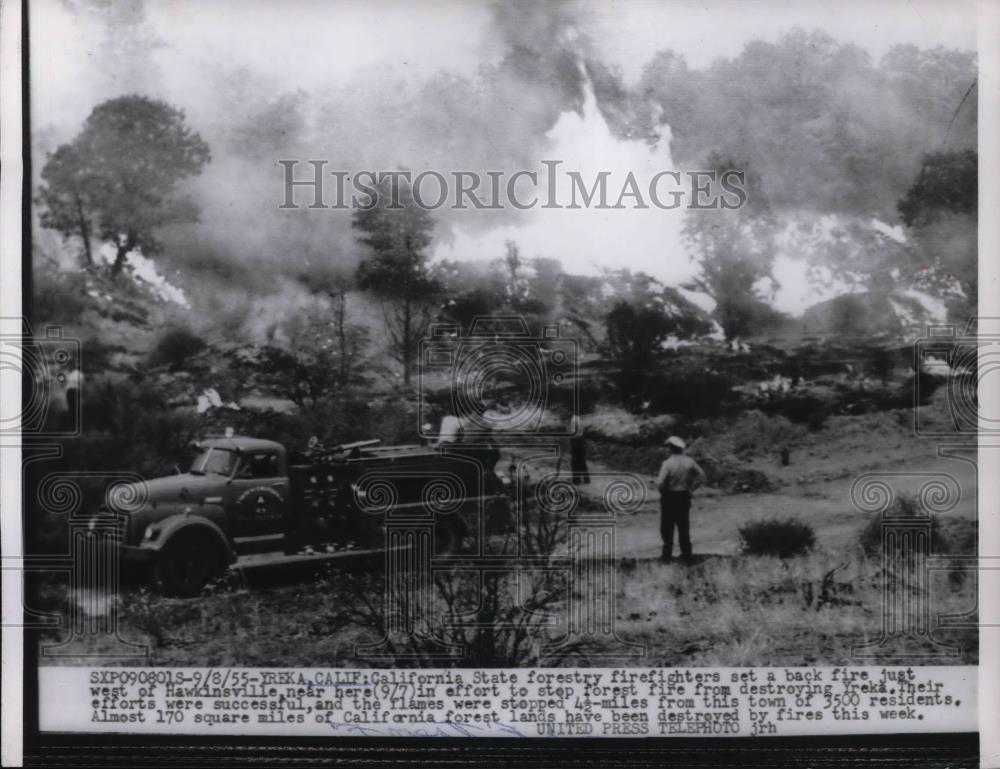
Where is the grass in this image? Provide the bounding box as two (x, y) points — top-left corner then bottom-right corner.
(40, 542), (977, 667)
(612, 549), (976, 667)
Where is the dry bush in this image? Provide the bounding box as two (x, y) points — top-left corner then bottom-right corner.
(323, 564), (583, 668)
(738, 517), (816, 558)
(321, 489), (592, 667)
(857, 494), (949, 556)
(699, 410), (805, 459)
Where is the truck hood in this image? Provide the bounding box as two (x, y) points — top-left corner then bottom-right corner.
(116, 473), (228, 510)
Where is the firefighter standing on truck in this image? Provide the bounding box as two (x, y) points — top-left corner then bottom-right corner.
(655, 436), (706, 563)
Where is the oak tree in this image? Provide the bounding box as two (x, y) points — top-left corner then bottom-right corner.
(37, 95), (210, 275)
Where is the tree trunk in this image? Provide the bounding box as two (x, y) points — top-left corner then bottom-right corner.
(74, 195), (92, 266)
(111, 231), (137, 277)
(333, 287), (348, 385)
(402, 297), (412, 385)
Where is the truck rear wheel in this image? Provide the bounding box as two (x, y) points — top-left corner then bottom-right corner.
(154, 529), (225, 597)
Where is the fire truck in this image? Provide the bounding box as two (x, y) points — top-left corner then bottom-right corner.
(102, 434), (511, 596)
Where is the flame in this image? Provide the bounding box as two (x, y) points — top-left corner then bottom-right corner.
(433, 65), (690, 284)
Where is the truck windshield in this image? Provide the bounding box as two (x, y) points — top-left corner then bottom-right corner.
(188, 448), (238, 476)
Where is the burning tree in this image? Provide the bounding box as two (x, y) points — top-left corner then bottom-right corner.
(353, 175), (441, 386)
(898, 149), (978, 318)
(37, 95), (210, 275)
(297, 269), (372, 389)
(233, 301), (371, 409)
(788, 149), (977, 327)
(682, 155), (781, 341)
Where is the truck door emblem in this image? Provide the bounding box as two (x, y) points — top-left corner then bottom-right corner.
(236, 485), (285, 519)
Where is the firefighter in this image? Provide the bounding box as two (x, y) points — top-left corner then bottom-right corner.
(568, 413), (590, 485)
(655, 436), (706, 563)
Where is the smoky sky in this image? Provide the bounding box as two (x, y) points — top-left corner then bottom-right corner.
(31, 0), (977, 316)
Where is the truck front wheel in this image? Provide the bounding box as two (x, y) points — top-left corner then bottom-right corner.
(154, 530), (225, 597)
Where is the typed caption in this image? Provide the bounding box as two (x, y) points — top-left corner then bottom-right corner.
(40, 666), (975, 738)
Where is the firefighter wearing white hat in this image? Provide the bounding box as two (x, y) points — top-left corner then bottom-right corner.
(655, 436), (706, 563)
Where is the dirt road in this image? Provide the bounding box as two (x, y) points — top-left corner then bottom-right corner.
(540, 407), (978, 559)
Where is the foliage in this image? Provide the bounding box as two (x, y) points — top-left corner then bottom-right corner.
(78, 542), (978, 666)
(909, 370), (945, 406)
(644, 366), (738, 417)
(51, 528), (973, 665)
(640, 33), (976, 320)
(831, 293), (916, 338)
(234, 346), (328, 409)
(354, 175), (441, 384)
(605, 300), (674, 368)
(500, 243), (557, 330)
(898, 150), (978, 318)
(857, 495), (949, 557)
(603, 270), (713, 340)
(30, 256), (93, 326)
(559, 272), (608, 348)
(599, 271), (716, 405)
(36, 145), (97, 267)
(250, 355), (362, 414)
(211, 294), (371, 411)
(26, 374), (199, 556)
(32, 244), (162, 340)
(739, 518), (816, 558)
(149, 327), (207, 371)
(435, 250), (716, 357)
(586, 441), (664, 476)
(434, 258), (508, 330)
(294, 271), (373, 389)
(434, 243), (562, 336)
(788, 218), (906, 295)
(760, 392), (830, 430)
(66, 378), (199, 477)
(682, 154), (781, 341)
(639, 31), (976, 217)
(324, 507), (584, 667)
(37, 95), (211, 275)
(898, 150), (977, 228)
(702, 410), (805, 459)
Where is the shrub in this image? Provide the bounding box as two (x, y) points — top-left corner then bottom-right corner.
(691, 452), (733, 489)
(325, 513), (584, 667)
(586, 440), (664, 476)
(730, 468), (775, 494)
(645, 368), (737, 417)
(857, 495), (949, 556)
(909, 370), (946, 406)
(739, 518), (816, 558)
(762, 393), (830, 430)
(605, 300), (676, 369)
(702, 410), (804, 459)
(547, 376), (602, 416)
(584, 407), (677, 443)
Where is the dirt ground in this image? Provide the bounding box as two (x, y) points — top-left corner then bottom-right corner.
(527, 395), (977, 561)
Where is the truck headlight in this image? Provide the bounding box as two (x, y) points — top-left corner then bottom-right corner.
(143, 525), (160, 541)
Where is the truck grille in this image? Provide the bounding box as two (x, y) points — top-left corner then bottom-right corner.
(87, 511), (126, 543)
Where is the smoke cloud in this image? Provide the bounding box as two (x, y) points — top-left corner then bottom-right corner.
(31, 0), (976, 323)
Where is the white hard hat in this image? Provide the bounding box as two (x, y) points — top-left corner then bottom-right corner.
(665, 436), (686, 450)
